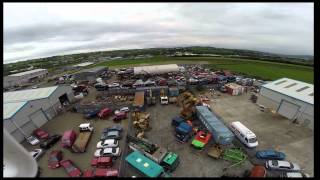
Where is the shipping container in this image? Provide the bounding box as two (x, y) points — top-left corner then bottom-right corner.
(168, 87), (179, 97)
(132, 91), (145, 111)
(225, 83), (244, 96)
(195, 106), (234, 145)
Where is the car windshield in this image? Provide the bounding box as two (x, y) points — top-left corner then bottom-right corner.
(249, 138), (257, 143)
(66, 165), (76, 173)
(272, 160), (278, 166)
(108, 131), (119, 136)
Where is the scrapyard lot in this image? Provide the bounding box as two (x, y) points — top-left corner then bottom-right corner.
(21, 65), (313, 177)
(123, 90), (313, 177)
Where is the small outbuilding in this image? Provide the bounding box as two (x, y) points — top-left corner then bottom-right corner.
(3, 85), (75, 143)
(257, 78), (314, 130)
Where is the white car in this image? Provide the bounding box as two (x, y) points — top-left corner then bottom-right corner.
(96, 139), (119, 148)
(94, 147), (121, 157)
(108, 83), (120, 88)
(29, 148), (44, 160)
(265, 160), (300, 172)
(120, 107), (129, 112)
(26, 136), (40, 145)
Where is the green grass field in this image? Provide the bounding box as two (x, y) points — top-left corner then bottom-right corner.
(92, 56), (313, 83)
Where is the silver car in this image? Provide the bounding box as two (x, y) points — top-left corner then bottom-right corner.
(94, 147), (121, 157)
(265, 160), (300, 172)
(29, 148), (44, 160)
(96, 139), (119, 148)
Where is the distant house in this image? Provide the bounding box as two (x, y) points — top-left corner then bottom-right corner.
(4, 69), (48, 89)
(73, 66), (108, 82)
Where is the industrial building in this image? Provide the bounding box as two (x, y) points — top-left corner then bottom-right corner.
(3, 85), (75, 143)
(133, 64), (179, 75)
(3, 69), (48, 89)
(258, 78), (314, 130)
(72, 62), (94, 68)
(73, 66), (108, 82)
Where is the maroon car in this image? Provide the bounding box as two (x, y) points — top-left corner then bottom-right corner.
(113, 112), (127, 122)
(60, 159), (82, 177)
(98, 108), (113, 119)
(48, 150), (63, 169)
(33, 128), (49, 139)
(82, 168), (118, 177)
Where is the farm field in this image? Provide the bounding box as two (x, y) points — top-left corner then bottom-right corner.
(92, 56), (313, 83)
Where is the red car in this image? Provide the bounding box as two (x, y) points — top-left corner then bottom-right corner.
(60, 159), (82, 177)
(33, 128), (49, 139)
(194, 131), (212, 145)
(60, 130), (77, 148)
(113, 112), (127, 122)
(98, 108), (113, 119)
(48, 150), (63, 169)
(250, 165), (267, 177)
(91, 157), (113, 168)
(82, 168), (118, 177)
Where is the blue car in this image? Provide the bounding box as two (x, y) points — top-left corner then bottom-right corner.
(256, 150), (286, 160)
(84, 109), (100, 119)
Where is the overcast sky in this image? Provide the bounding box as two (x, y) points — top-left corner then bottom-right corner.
(4, 3), (314, 64)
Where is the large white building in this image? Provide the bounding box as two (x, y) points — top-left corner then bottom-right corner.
(134, 64), (179, 75)
(4, 69), (48, 88)
(3, 85), (75, 143)
(258, 78), (314, 130)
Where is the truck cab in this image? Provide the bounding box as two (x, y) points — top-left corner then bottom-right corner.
(160, 96), (169, 105)
(79, 123), (94, 132)
(175, 122), (192, 143)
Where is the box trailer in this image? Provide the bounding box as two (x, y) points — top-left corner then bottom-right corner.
(196, 106), (234, 145)
(132, 91), (145, 111)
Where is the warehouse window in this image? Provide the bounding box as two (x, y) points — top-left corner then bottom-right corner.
(296, 86), (310, 92)
(284, 83), (297, 88)
(275, 80), (287, 85)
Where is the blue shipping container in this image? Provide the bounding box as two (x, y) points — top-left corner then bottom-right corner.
(195, 106), (234, 145)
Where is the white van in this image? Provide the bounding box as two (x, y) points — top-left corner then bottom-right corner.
(229, 121), (258, 148)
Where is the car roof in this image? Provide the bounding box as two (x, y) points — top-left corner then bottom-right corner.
(103, 148), (113, 153)
(286, 172), (303, 177)
(103, 139), (116, 143)
(277, 161), (291, 167)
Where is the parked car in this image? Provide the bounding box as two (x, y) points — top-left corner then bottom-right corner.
(83, 168), (119, 177)
(61, 130), (77, 148)
(249, 165), (266, 177)
(281, 172), (309, 178)
(105, 124), (123, 132)
(60, 159), (82, 177)
(40, 134), (61, 149)
(94, 147), (121, 157)
(91, 157), (113, 168)
(48, 150), (63, 169)
(113, 112), (127, 122)
(119, 107), (130, 113)
(98, 108), (113, 119)
(256, 150), (286, 160)
(219, 86), (227, 93)
(33, 128), (49, 139)
(29, 148), (44, 160)
(265, 160), (300, 172)
(26, 136), (40, 145)
(84, 109), (100, 119)
(100, 130), (122, 140)
(94, 83), (108, 91)
(96, 139), (119, 148)
(108, 82), (120, 88)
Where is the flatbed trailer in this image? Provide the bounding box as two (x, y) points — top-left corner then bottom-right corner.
(71, 131), (93, 153)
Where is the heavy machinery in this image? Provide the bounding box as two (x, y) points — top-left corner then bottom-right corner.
(132, 111), (151, 138)
(177, 92), (199, 120)
(146, 89), (156, 106)
(127, 135), (180, 172)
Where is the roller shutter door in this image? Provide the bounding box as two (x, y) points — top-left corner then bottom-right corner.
(277, 100), (300, 119)
(29, 109), (48, 127)
(11, 129), (26, 143)
(21, 121), (37, 136)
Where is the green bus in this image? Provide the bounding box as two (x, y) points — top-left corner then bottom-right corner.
(125, 151), (164, 177)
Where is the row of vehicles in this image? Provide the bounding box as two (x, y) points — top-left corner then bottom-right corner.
(83, 106), (129, 121)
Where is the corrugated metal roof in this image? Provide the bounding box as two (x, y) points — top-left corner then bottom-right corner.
(8, 69), (47, 77)
(134, 64), (179, 75)
(261, 78), (313, 105)
(4, 86), (58, 103)
(3, 101), (28, 119)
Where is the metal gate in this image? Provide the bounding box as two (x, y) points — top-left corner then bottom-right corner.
(29, 109), (48, 127)
(277, 100), (300, 119)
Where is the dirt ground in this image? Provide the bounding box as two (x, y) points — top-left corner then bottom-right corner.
(21, 86), (314, 177)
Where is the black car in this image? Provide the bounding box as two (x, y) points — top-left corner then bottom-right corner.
(40, 135), (61, 149)
(100, 130), (122, 140)
(102, 125), (123, 133)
